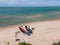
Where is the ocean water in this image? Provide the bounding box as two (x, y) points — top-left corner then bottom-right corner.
(0, 7), (60, 27)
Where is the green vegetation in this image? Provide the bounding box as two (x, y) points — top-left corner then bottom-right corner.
(18, 42), (32, 45)
(52, 42), (57, 45)
(52, 42), (60, 45)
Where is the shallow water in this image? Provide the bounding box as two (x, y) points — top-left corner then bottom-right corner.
(0, 7), (60, 27)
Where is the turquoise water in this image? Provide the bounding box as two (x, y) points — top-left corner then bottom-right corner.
(0, 7), (60, 27)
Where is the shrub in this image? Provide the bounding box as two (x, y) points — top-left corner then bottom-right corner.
(57, 42), (60, 45)
(18, 42), (32, 45)
(52, 42), (57, 45)
(52, 42), (60, 45)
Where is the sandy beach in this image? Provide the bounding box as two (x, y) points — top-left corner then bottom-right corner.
(0, 20), (60, 45)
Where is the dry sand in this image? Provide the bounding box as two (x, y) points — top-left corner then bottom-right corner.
(0, 20), (60, 45)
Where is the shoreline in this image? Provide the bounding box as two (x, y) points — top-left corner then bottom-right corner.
(0, 18), (60, 29)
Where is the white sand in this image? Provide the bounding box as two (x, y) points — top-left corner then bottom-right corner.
(0, 20), (60, 45)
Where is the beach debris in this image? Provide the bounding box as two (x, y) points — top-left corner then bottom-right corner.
(7, 42), (10, 45)
(18, 25), (34, 36)
(15, 39), (20, 41)
(19, 26), (26, 33)
(3, 41), (10, 45)
(26, 32), (31, 36)
(25, 26), (33, 34)
(32, 28), (35, 30)
(15, 31), (20, 37)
